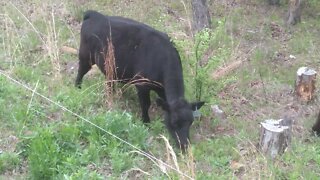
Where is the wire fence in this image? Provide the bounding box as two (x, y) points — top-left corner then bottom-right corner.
(0, 70), (194, 180)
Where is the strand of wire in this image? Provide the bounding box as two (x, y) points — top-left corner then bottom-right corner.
(0, 70), (194, 180)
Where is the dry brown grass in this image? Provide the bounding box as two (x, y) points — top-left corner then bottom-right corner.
(103, 39), (117, 108)
(8, 2), (62, 78)
(45, 6), (61, 78)
(159, 135), (196, 180)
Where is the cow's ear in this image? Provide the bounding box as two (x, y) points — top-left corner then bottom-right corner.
(191, 101), (205, 111)
(156, 98), (169, 111)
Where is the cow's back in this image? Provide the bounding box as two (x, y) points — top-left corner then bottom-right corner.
(80, 11), (182, 88)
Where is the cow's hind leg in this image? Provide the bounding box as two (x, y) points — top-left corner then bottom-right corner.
(75, 49), (92, 88)
(136, 86), (151, 123)
(75, 61), (91, 88)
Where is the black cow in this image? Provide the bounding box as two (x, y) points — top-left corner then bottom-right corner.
(75, 10), (204, 151)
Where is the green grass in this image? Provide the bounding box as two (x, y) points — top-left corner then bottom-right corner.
(1, 0), (320, 179)
(0, 152), (20, 174)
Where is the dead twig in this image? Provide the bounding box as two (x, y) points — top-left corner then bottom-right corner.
(212, 60), (243, 80)
(60, 46), (78, 55)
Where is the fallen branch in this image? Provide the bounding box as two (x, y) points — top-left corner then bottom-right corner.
(60, 46), (78, 55)
(211, 45), (256, 80)
(212, 60), (243, 80)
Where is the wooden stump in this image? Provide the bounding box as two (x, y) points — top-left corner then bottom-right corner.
(295, 67), (317, 102)
(259, 119), (292, 159)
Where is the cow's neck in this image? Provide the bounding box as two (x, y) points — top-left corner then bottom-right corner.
(164, 76), (185, 103)
(163, 48), (186, 103)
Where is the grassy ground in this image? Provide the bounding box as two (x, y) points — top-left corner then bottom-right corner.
(1, 0), (320, 179)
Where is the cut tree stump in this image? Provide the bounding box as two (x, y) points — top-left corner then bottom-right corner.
(259, 119), (292, 159)
(295, 67), (317, 102)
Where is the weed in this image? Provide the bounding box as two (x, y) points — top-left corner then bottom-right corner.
(27, 129), (61, 179)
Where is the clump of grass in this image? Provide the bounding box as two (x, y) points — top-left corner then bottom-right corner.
(27, 128), (61, 179)
(110, 149), (133, 174)
(68, 2), (87, 23)
(64, 167), (104, 180)
(19, 110), (149, 179)
(0, 152), (21, 174)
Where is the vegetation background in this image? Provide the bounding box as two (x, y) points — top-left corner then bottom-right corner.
(1, 0), (320, 179)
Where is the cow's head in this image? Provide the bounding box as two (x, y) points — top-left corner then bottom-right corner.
(157, 98), (205, 152)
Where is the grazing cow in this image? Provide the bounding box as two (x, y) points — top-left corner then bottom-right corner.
(75, 10), (204, 151)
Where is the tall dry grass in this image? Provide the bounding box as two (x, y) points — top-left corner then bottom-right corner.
(104, 38), (117, 108)
(6, 2), (71, 79)
(133, 135), (196, 179)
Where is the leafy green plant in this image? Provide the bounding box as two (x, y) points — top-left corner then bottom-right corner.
(175, 19), (233, 104)
(27, 129), (61, 179)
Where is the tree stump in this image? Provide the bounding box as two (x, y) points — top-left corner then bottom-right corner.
(259, 119), (292, 159)
(295, 67), (317, 102)
(287, 0), (302, 25)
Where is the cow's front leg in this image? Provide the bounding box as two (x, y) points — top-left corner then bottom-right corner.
(136, 86), (151, 123)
